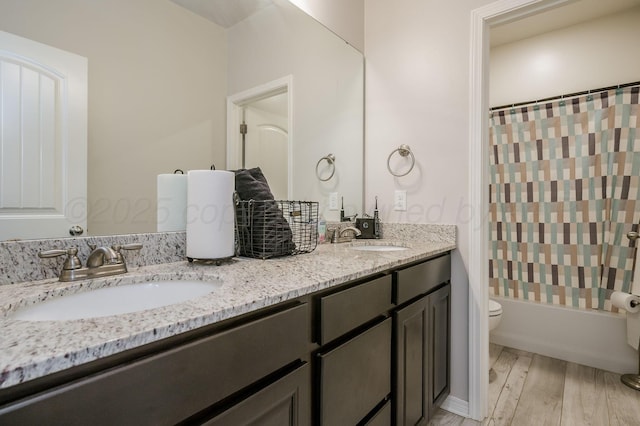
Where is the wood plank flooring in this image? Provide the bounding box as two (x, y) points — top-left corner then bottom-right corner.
(428, 344), (640, 426)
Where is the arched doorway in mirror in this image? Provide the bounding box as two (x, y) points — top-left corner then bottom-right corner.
(227, 76), (292, 201)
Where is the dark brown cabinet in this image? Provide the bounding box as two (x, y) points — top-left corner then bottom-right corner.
(0, 303), (310, 425)
(393, 254), (451, 425)
(317, 275), (392, 345)
(428, 284), (451, 414)
(365, 399), (392, 425)
(317, 318), (391, 425)
(314, 275), (393, 425)
(394, 295), (429, 425)
(0, 252), (452, 426)
(394, 254), (450, 305)
(203, 363), (310, 425)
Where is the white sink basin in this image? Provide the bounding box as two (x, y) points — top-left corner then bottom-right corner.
(350, 245), (409, 252)
(10, 280), (221, 321)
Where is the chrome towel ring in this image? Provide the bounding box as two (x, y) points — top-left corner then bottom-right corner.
(387, 144), (415, 177)
(316, 154), (336, 181)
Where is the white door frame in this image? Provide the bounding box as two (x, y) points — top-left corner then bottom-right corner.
(226, 75), (294, 198)
(467, 0), (572, 420)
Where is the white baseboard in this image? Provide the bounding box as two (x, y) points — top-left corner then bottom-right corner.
(440, 395), (469, 418)
(490, 297), (638, 374)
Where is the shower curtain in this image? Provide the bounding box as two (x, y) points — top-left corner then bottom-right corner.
(489, 85), (640, 312)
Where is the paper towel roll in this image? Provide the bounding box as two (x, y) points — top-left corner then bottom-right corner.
(186, 170), (235, 260)
(611, 291), (640, 313)
(157, 174), (188, 232)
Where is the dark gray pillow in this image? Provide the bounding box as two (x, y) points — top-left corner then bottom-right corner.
(233, 168), (295, 257)
(234, 167), (275, 201)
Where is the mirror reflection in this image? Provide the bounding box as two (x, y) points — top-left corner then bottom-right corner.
(237, 91), (290, 201)
(0, 0), (363, 240)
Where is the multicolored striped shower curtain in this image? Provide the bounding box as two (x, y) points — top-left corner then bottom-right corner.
(488, 85), (640, 312)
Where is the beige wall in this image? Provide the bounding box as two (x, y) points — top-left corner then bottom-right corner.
(0, 0), (227, 235)
(364, 0), (496, 402)
(490, 6), (640, 106)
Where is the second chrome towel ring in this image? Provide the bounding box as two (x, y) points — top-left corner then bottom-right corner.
(387, 144), (415, 177)
(316, 153), (336, 181)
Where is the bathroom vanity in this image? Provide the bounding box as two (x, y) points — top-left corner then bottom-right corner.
(0, 230), (454, 425)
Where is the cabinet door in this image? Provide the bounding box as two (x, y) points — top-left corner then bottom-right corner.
(393, 295), (428, 426)
(428, 283), (451, 413)
(203, 363), (310, 426)
(318, 318), (391, 426)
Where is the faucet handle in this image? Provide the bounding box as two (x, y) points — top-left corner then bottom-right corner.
(326, 228), (340, 243)
(38, 247), (82, 271)
(38, 248), (70, 258)
(111, 243), (143, 263)
(112, 243), (143, 253)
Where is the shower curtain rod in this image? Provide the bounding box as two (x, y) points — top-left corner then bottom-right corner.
(490, 80), (640, 112)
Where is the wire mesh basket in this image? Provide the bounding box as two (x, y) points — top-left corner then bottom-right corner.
(235, 200), (319, 259)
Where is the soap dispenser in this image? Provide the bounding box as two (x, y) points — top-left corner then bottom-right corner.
(318, 215), (327, 243)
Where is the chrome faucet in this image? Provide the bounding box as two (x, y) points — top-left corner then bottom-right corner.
(39, 243), (143, 282)
(330, 226), (362, 243)
(86, 246), (119, 268)
(340, 227), (362, 238)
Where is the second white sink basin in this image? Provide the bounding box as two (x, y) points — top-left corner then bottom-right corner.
(350, 245), (409, 252)
(10, 280), (221, 321)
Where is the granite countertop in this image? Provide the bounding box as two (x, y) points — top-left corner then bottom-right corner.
(0, 235), (455, 391)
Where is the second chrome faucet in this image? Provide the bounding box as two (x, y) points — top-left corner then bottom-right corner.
(329, 226), (362, 243)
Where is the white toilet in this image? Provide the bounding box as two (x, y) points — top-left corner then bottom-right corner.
(489, 299), (503, 332)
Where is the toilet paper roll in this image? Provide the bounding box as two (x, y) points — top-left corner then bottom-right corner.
(157, 174), (187, 232)
(611, 291), (640, 314)
(186, 170), (235, 260)
(627, 311), (640, 350)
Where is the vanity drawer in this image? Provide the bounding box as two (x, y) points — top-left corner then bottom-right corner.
(365, 399), (392, 426)
(395, 254), (450, 305)
(0, 303), (309, 425)
(318, 275), (392, 344)
(318, 318), (392, 425)
(203, 363), (310, 425)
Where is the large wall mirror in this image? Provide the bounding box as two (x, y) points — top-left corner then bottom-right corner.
(0, 0), (363, 240)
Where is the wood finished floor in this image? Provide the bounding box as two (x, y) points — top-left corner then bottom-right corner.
(428, 344), (640, 426)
